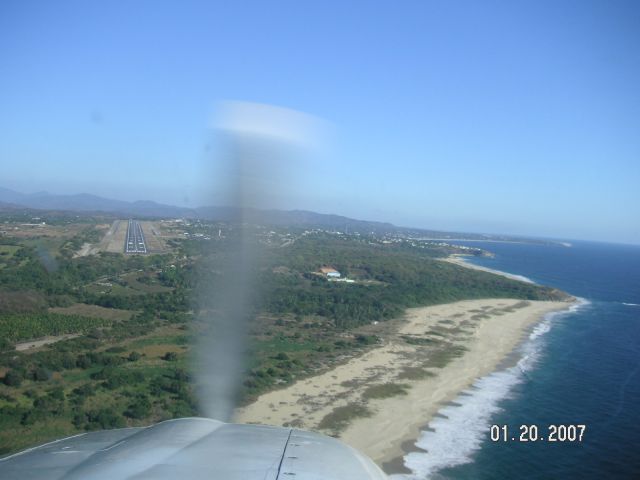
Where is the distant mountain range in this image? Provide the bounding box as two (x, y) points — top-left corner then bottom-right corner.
(0, 186), (560, 244)
(0, 187), (396, 232)
(0, 187), (193, 218)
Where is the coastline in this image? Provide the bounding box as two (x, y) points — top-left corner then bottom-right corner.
(338, 299), (571, 469)
(234, 296), (575, 472)
(442, 254), (535, 283)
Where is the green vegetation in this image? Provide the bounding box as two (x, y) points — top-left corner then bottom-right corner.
(0, 245), (20, 264)
(261, 236), (565, 329)
(0, 312), (110, 343)
(362, 382), (410, 400)
(0, 213), (569, 454)
(401, 335), (443, 346)
(397, 366), (436, 380)
(49, 304), (133, 321)
(59, 226), (104, 259)
(317, 403), (371, 433)
(424, 345), (468, 369)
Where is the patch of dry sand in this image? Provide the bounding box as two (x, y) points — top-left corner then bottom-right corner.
(234, 298), (574, 467)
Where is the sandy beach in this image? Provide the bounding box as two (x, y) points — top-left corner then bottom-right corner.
(234, 296), (574, 470)
(442, 254), (535, 283)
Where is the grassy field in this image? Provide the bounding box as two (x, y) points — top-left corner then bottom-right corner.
(0, 245), (20, 258)
(0, 312), (112, 343)
(120, 272), (172, 294)
(49, 304), (133, 321)
(0, 245), (24, 270)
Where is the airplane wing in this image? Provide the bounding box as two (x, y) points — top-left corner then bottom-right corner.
(0, 417), (388, 480)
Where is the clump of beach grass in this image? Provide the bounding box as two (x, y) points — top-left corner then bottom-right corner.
(362, 382), (410, 400)
(397, 366), (436, 380)
(424, 345), (468, 368)
(401, 335), (443, 346)
(318, 403), (372, 433)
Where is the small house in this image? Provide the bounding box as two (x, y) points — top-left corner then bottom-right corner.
(319, 266), (341, 278)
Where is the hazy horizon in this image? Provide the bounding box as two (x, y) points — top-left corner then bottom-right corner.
(1, 1), (638, 244)
(1, 182), (637, 247)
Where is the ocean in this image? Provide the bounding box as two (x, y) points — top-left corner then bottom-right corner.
(392, 240), (640, 479)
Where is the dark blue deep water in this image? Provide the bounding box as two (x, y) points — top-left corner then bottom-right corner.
(395, 240), (640, 480)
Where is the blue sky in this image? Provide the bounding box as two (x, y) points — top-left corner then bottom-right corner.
(1, 1), (638, 244)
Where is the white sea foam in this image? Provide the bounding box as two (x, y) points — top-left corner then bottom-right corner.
(394, 370), (522, 480)
(390, 301), (586, 480)
(528, 319), (552, 340)
(503, 272), (535, 284)
(622, 302), (639, 307)
(457, 258), (536, 284)
(571, 297), (590, 312)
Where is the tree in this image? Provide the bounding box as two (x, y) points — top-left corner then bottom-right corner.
(33, 367), (51, 382)
(128, 351), (141, 362)
(125, 396), (152, 419)
(3, 369), (22, 387)
(162, 352), (177, 361)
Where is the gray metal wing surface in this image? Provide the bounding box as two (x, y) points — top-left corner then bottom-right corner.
(0, 417), (387, 480)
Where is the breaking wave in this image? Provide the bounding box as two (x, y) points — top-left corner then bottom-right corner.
(390, 299), (589, 479)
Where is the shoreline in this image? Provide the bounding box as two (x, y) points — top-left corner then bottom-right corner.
(442, 254), (535, 283)
(338, 299), (571, 469)
(234, 296), (575, 473)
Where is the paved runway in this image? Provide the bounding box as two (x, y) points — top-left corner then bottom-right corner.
(125, 219), (147, 254)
